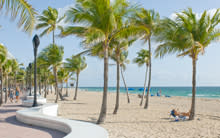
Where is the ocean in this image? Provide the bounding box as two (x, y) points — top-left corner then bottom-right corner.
(79, 87), (220, 99)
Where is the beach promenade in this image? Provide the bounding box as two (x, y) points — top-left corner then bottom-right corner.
(0, 102), (66, 138)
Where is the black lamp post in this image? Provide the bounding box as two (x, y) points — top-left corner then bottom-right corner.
(29, 63), (32, 96)
(32, 35), (40, 107)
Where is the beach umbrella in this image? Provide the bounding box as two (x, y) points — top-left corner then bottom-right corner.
(128, 88), (135, 91)
(138, 88), (149, 91)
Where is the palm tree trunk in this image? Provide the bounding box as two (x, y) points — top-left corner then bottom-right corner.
(113, 54), (120, 114)
(54, 67), (59, 103)
(0, 68), (3, 106)
(140, 65), (148, 106)
(44, 81), (47, 98)
(53, 30), (55, 46)
(58, 90), (64, 100)
(5, 75), (8, 103)
(44, 72), (47, 98)
(189, 57), (197, 120)
(120, 67), (130, 103)
(8, 78), (11, 100)
(74, 73), (79, 100)
(97, 41), (109, 124)
(66, 81), (68, 96)
(59, 81), (64, 100)
(14, 74), (16, 89)
(50, 85), (52, 94)
(61, 81), (63, 95)
(144, 37), (152, 109)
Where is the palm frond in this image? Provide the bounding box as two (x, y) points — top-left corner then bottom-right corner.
(0, 0), (37, 34)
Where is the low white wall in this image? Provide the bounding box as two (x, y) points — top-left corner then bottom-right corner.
(16, 104), (108, 138)
(22, 98), (47, 107)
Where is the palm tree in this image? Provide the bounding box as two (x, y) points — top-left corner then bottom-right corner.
(61, 0), (138, 124)
(3, 59), (13, 103)
(37, 56), (51, 98)
(38, 44), (64, 103)
(119, 51), (130, 103)
(65, 55), (87, 100)
(57, 67), (69, 96)
(10, 59), (19, 89)
(111, 50), (131, 104)
(133, 9), (160, 109)
(0, 0), (36, 34)
(16, 67), (25, 90)
(64, 73), (71, 97)
(0, 44), (7, 106)
(133, 49), (150, 106)
(36, 6), (65, 45)
(155, 8), (220, 120)
(110, 39), (135, 114)
(42, 68), (50, 98)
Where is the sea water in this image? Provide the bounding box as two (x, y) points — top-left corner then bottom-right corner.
(79, 87), (220, 99)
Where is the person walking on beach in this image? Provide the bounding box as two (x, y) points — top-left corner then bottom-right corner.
(15, 87), (21, 103)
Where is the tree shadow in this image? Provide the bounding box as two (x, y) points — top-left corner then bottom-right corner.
(3, 104), (24, 108)
(62, 103), (87, 105)
(0, 109), (18, 114)
(69, 118), (97, 124)
(161, 117), (171, 120)
(5, 116), (66, 138)
(206, 115), (220, 121)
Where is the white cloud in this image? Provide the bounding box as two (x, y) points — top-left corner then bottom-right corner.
(57, 3), (75, 27)
(169, 8), (218, 20)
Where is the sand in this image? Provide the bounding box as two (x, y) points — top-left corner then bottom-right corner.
(47, 89), (220, 138)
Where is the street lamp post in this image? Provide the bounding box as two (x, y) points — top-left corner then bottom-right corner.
(29, 63), (32, 96)
(32, 35), (40, 107)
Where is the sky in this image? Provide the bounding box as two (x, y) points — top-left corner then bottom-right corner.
(0, 0), (220, 87)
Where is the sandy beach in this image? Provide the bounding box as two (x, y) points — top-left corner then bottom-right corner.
(45, 89), (220, 138)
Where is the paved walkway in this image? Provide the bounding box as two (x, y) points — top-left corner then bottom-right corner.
(0, 102), (66, 138)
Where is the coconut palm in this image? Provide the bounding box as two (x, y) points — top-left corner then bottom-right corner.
(48, 71), (55, 94)
(37, 55), (51, 97)
(133, 9), (160, 109)
(61, 0), (139, 124)
(65, 55), (87, 100)
(119, 51), (130, 103)
(111, 50), (131, 104)
(11, 59), (19, 89)
(110, 39), (135, 114)
(0, 44), (7, 106)
(0, 0), (36, 34)
(36, 6), (65, 45)
(16, 67), (25, 90)
(38, 44), (64, 103)
(133, 49), (150, 106)
(3, 59), (13, 103)
(57, 67), (69, 96)
(155, 8), (220, 120)
(41, 68), (50, 98)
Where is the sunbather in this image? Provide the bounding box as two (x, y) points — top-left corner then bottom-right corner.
(170, 109), (190, 121)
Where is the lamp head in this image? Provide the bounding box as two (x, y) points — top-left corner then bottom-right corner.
(29, 63), (32, 69)
(32, 34), (40, 49)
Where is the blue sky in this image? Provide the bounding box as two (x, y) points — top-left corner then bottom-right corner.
(0, 0), (220, 87)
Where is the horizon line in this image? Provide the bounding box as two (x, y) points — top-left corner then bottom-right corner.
(78, 86), (220, 87)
